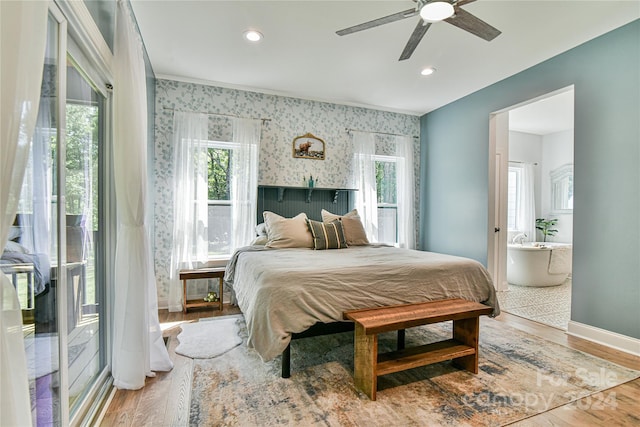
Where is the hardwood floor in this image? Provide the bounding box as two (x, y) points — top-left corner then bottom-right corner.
(99, 308), (640, 426)
(99, 305), (242, 426)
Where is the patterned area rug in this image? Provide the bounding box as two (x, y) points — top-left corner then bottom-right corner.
(189, 315), (638, 426)
(498, 280), (571, 330)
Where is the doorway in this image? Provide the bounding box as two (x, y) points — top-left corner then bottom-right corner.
(489, 87), (574, 330)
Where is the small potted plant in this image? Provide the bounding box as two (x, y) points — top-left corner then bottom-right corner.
(535, 218), (558, 242)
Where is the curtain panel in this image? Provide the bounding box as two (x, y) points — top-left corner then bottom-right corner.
(395, 135), (416, 249)
(0, 2), (48, 425)
(517, 163), (537, 242)
(112, 1), (173, 390)
(168, 112), (209, 312)
(352, 131), (379, 242)
(230, 118), (261, 253)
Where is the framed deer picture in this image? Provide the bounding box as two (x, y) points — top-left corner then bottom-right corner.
(292, 133), (325, 160)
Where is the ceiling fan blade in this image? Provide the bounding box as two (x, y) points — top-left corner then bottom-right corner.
(399, 20), (432, 61)
(445, 6), (500, 41)
(455, 0), (478, 7)
(336, 8), (417, 36)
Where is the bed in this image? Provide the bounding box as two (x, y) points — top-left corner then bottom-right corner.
(224, 210), (499, 373)
(1, 240), (51, 299)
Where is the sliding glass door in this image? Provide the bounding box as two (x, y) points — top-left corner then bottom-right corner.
(3, 6), (111, 425)
(13, 11), (63, 426)
(64, 57), (107, 418)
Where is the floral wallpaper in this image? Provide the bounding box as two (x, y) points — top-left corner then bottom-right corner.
(153, 79), (420, 307)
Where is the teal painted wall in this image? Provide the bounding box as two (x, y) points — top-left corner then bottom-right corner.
(420, 20), (639, 339)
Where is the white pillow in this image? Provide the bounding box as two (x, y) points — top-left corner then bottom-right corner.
(8, 226), (21, 241)
(321, 209), (370, 246)
(255, 223), (267, 237)
(263, 211), (313, 249)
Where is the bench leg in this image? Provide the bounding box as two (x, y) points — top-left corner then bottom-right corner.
(353, 323), (378, 400)
(452, 317), (480, 374)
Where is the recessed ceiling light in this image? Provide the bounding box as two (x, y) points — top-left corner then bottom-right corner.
(243, 30), (263, 42)
(421, 67), (436, 76)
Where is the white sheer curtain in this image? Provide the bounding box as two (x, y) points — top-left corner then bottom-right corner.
(168, 112), (209, 312)
(352, 131), (378, 242)
(395, 135), (415, 249)
(112, 1), (173, 390)
(0, 2), (48, 424)
(230, 118), (261, 252)
(24, 99), (54, 257)
(516, 163), (537, 242)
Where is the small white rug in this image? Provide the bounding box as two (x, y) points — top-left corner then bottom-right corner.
(175, 316), (242, 359)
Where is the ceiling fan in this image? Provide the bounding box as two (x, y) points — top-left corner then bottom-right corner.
(336, 0), (501, 61)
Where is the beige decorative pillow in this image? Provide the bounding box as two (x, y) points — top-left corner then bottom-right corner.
(321, 209), (369, 246)
(263, 211), (313, 248)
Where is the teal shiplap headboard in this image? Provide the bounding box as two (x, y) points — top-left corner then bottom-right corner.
(257, 186), (356, 223)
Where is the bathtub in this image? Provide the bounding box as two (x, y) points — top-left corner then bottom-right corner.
(507, 242), (572, 287)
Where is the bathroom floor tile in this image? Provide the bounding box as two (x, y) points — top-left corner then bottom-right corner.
(497, 280), (571, 330)
(530, 312), (571, 330)
(506, 301), (569, 318)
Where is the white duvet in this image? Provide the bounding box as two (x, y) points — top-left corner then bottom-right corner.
(225, 245), (499, 361)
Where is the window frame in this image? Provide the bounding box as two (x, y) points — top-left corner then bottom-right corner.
(507, 165), (522, 232)
(373, 154), (399, 245)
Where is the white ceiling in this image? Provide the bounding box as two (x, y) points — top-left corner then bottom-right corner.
(509, 89), (574, 135)
(130, 1), (639, 116)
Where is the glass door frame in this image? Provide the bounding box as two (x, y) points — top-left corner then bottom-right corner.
(48, 6), (71, 426)
(48, 2), (116, 425)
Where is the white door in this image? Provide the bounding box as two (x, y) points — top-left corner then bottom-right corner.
(488, 112), (509, 291)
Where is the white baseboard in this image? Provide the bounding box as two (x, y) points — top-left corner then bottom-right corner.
(567, 321), (640, 357)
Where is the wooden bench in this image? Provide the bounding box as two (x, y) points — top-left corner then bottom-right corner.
(343, 298), (493, 400)
(179, 267), (225, 313)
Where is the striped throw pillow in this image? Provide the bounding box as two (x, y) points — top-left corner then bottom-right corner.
(306, 219), (347, 250)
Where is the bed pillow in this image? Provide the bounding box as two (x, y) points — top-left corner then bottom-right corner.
(263, 211), (313, 249)
(255, 222), (267, 237)
(306, 219), (347, 250)
(251, 235), (269, 246)
(321, 209), (369, 246)
(3, 240), (29, 254)
(8, 226), (21, 241)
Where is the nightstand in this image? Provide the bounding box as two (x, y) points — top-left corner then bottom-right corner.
(179, 267), (225, 313)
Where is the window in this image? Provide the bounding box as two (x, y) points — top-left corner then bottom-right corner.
(353, 132), (414, 249)
(375, 155), (398, 245)
(206, 142), (235, 258)
(507, 166), (520, 231)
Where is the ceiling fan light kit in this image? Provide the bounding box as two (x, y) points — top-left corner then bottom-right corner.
(419, 1), (455, 22)
(336, 0), (501, 61)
